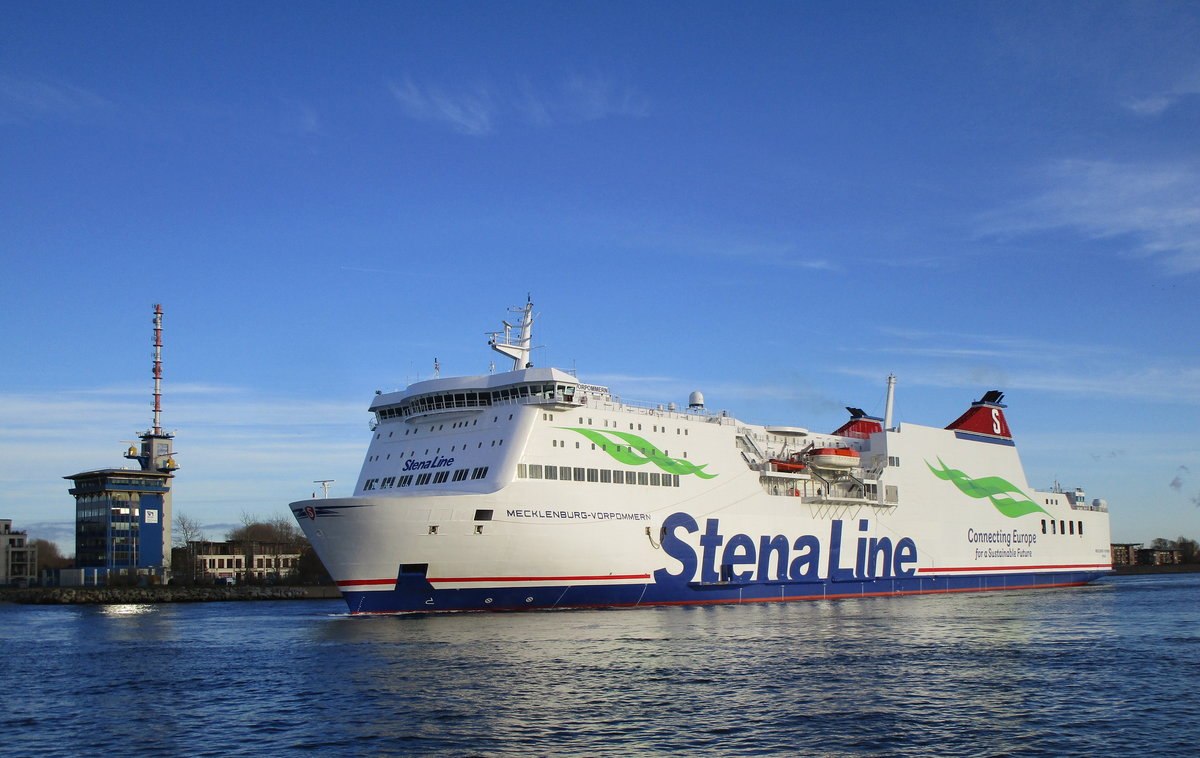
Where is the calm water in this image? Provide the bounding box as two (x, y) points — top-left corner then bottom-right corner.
(2, 574), (1198, 757)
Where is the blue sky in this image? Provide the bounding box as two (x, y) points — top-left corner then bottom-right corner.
(2, 1), (1198, 551)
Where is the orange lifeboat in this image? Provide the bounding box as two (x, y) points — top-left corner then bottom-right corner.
(768, 459), (807, 473)
(807, 447), (860, 470)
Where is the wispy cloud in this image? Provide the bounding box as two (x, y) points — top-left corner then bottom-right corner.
(279, 97), (321, 136)
(833, 327), (1200, 404)
(387, 72), (648, 136)
(979, 159), (1200, 275)
(0, 384), (367, 551)
(1121, 70), (1200, 117)
(1123, 94), (1175, 117)
(833, 364), (1200, 403)
(870, 329), (1117, 363)
(76, 382), (248, 398)
(0, 73), (113, 125)
(515, 72), (649, 126)
(388, 76), (495, 136)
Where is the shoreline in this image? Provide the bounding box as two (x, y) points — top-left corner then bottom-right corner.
(1, 585), (342, 605)
(1111, 564), (1200, 575)
(4, 565), (1197, 605)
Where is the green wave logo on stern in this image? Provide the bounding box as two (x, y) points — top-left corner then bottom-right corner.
(559, 427), (718, 479)
(926, 458), (1048, 518)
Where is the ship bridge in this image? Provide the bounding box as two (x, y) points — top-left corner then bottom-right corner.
(371, 367), (594, 424)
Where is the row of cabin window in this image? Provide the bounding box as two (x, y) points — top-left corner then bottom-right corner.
(517, 463), (680, 487)
(572, 416), (690, 435)
(376, 414), (517, 442)
(363, 466), (490, 491)
(552, 439), (687, 459)
(368, 437), (505, 462)
(1042, 518), (1084, 536)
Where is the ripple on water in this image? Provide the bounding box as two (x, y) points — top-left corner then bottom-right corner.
(3, 578), (1199, 756)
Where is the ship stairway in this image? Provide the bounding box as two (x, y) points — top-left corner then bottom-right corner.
(735, 429), (766, 467)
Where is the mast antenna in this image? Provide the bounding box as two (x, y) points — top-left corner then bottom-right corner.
(152, 304), (164, 435)
(487, 297), (537, 371)
(883, 374), (896, 430)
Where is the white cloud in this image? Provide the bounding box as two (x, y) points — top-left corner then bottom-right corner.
(0, 384), (366, 551)
(279, 98), (321, 136)
(1123, 94), (1175, 116)
(1120, 69), (1200, 117)
(0, 73), (113, 124)
(387, 76), (495, 136)
(388, 72), (648, 136)
(979, 159), (1200, 275)
(870, 329), (1117, 363)
(834, 356), (1200, 405)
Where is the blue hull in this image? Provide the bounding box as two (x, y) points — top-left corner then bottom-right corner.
(339, 570), (1110, 614)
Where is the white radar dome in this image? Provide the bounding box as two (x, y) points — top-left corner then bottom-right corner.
(688, 391), (705, 408)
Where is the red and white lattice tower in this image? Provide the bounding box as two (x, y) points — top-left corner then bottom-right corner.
(152, 303), (164, 435)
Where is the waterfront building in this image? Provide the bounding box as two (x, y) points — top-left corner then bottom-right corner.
(1, 519), (37, 587)
(1137, 547), (1183, 566)
(179, 540), (301, 583)
(65, 464), (175, 581)
(1110, 543), (1141, 566)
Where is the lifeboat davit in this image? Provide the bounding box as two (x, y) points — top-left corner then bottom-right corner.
(807, 447), (859, 469)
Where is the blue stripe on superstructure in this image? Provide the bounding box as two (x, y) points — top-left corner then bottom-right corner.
(953, 431), (1016, 446)
(337, 570), (1110, 614)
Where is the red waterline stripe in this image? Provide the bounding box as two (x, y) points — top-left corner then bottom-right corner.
(918, 563), (1111, 574)
(429, 573), (652, 584)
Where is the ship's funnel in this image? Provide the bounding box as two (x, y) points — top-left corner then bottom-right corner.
(945, 390), (1013, 443)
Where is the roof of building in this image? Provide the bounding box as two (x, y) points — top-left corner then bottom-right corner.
(63, 468), (173, 481)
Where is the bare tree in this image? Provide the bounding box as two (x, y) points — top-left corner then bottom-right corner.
(225, 511), (308, 583)
(172, 513), (207, 583)
(1175, 536), (1199, 563)
(33, 539), (72, 573)
(174, 513), (205, 547)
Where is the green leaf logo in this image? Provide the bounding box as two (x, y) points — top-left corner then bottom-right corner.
(926, 458), (1048, 518)
(560, 427), (718, 479)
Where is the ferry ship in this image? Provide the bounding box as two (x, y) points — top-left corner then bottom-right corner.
(291, 300), (1112, 614)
